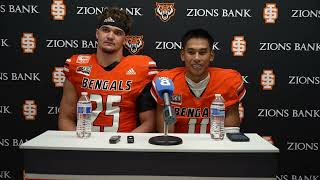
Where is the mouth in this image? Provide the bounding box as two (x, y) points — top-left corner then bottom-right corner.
(191, 64), (202, 70)
(103, 41), (114, 46)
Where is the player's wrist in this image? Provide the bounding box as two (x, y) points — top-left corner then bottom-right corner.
(225, 127), (240, 133)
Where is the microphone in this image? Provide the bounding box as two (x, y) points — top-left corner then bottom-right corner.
(154, 77), (176, 125)
(149, 77), (182, 146)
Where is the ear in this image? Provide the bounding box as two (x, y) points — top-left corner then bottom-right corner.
(96, 29), (98, 39)
(210, 50), (215, 62)
(180, 49), (185, 62)
(123, 36), (127, 46)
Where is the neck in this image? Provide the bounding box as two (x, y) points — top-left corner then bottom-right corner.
(185, 72), (210, 83)
(185, 73), (210, 98)
(96, 48), (123, 67)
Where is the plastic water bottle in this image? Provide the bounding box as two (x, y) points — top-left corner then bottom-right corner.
(210, 94), (225, 140)
(76, 92), (92, 138)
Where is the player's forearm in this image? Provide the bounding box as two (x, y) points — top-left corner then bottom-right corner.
(157, 121), (174, 133)
(132, 120), (155, 133)
(225, 103), (241, 127)
(58, 117), (76, 131)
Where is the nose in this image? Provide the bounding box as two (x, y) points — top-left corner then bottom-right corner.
(194, 52), (200, 62)
(106, 31), (114, 40)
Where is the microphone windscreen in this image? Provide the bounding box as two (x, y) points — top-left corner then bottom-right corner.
(155, 77), (174, 99)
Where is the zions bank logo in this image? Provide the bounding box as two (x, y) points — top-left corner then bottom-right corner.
(21, 33), (36, 53)
(261, 69), (275, 90)
(0, 38), (10, 47)
(155, 2), (176, 22)
(259, 42), (320, 52)
(48, 106), (60, 115)
(46, 39), (97, 49)
(287, 141), (319, 151)
(52, 67), (65, 87)
(277, 175), (320, 180)
(155, 41), (221, 51)
(186, 8), (252, 18)
(263, 3), (278, 24)
(125, 35), (144, 54)
(257, 108), (320, 118)
(0, 138), (28, 147)
(76, 6), (143, 16)
(0, 170), (11, 179)
(0, 106), (11, 114)
(51, 0), (66, 20)
(289, 75), (320, 85)
(0, 4), (39, 14)
(291, 9), (320, 18)
(239, 102), (244, 123)
(232, 36), (246, 56)
(23, 100), (37, 120)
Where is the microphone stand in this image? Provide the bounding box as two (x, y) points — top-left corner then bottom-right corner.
(149, 123), (182, 145)
(164, 120), (169, 136)
(149, 95), (183, 145)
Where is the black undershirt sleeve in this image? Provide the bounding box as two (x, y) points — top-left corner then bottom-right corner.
(136, 82), (157, 113)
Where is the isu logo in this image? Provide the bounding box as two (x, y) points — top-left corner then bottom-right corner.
(23, 100), (37, 120)
(21, 33), (36, 53)
(155, 2), (176, 22)
(239, 102), (244, 123)
(261, 69), (276, 90)
(231, 36), (246, 56)
(263, 3), (278, 24)
(125, 35), (144, 54)
(52, 67), (65, 87)
(51, 0), (66, 20)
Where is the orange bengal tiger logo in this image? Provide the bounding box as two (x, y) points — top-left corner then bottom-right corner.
(125, 35), (144, 54)
(155, 2), (176, 22)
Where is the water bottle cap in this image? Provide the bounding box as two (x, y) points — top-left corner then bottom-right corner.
(215, 94), (221, 97)
(81, 92), (88, 96)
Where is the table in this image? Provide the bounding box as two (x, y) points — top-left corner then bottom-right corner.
(20, 130), (279, 180)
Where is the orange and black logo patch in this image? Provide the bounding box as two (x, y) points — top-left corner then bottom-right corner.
(125, 35), (144, 54)
(155, 2), (176, 22)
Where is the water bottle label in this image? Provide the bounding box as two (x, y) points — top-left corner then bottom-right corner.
(77, 104), (92, 114)
(211, 108), (225, 116)
(211, 103), (224, 109)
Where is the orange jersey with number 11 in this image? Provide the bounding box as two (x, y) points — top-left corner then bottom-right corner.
(151, 67), (245, 133)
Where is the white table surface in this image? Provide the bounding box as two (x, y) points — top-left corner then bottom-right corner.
(20, 130), (279, 153)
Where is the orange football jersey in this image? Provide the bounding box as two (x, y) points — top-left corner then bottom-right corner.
(64, 54), (157, 132)
(151, 67), (245, 133)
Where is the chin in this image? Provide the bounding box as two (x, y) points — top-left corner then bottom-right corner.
(102, 48), (115, 54)
(192, 69), (205, 75)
